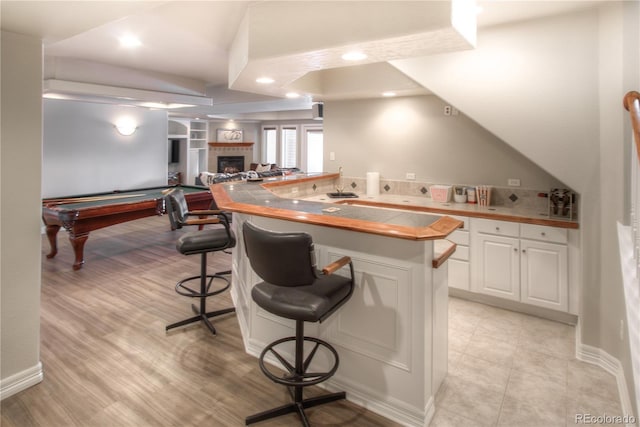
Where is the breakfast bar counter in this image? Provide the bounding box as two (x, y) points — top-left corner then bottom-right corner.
(210, 173), (462, 427)
(210, 172), (464, 240)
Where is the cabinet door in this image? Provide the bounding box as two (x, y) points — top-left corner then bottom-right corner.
(448, 259), (470, 291)
(474, 234), (520, 301)
(520, 240), (568, 311)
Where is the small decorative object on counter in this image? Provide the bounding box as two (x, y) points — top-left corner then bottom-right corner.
(467, 187), (477, 203)
(430, 185), (452, 202)
(476, 185), (492, 206)
(548, 188), (577, 219)
(453, 186), (467, 203)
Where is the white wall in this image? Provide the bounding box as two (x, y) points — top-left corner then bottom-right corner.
(390, 9), (600, 195)
(1, 31), (43, 398)
(599, 1), (640, 414)
(42, 99), (168, 198)
(324, 95), (566, 190)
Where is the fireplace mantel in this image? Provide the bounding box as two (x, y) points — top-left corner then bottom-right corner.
(209, 142), (254, 148)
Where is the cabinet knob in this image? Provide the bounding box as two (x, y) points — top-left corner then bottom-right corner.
(496, 227), (500, 231)
(513, 248), (518, 252)
(541, 232), (546, 237)
(522, 249), (527, 253)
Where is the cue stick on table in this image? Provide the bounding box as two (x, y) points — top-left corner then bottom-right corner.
(44, 193), (148, 205)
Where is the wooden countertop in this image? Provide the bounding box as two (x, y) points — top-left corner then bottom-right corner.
(210, 174), (463, 241)
(333, 198), (579, 229)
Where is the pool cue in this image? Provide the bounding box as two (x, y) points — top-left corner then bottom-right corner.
(44, 193), (148, 204)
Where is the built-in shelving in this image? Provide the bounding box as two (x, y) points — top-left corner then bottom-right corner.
(167, 119), (209, 186)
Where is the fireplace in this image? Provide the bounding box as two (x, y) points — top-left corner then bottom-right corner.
(218, 156), (245, 173)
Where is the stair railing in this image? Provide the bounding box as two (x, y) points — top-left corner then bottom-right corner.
(624, 91), (640, 276)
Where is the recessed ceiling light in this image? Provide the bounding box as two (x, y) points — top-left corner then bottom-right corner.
(256, 77), (275, 84)
(341, 51), (367, 61)
(286, 92), (300, 98)
(119, 34), (142, 48)
(382, 91), (397, 97)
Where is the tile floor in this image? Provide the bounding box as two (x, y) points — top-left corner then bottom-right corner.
(433, 297), (625, 427)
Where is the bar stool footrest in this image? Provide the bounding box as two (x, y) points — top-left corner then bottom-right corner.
(175, 274), (230, 298)
(259, 336), (340, 387)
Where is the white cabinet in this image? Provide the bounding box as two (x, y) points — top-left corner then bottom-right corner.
(520, 236), (568, 312)
(470, 218), (569, 312)
(475, 232), (520, 301)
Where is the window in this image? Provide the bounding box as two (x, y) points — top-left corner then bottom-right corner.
(281, 127), (297, 168)
(261, 125), (302, 168)
(303, 127), (323, 173)
(263, 127), (277, 164)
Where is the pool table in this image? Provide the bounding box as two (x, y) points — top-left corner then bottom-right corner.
(42, 185), (212, 270)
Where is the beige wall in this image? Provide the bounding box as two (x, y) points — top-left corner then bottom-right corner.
(0, 31), (43, 396)
(323, 94), (566, 191)
(332, 3), (640, 415)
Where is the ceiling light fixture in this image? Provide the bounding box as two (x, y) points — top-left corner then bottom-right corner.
(382, 91), (397, 97)
(119, 34), (142, 48)
(286, 92), (300, 98)
(341, 51), (367, 61)
(256, 77), (275, 84)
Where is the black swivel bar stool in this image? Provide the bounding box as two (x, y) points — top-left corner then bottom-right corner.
(242, 221), (355, 426)
(165, 190), (236, 335)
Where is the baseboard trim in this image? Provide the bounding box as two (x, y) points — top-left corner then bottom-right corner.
(322, 376), (429, 427)
(576, 327), (636, 427)
(0, 362), (43, 401)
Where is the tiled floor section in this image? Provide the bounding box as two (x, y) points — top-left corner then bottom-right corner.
(433, 297), (625, 427)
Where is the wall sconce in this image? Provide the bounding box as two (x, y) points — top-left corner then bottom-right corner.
(114, 117), (138, 136)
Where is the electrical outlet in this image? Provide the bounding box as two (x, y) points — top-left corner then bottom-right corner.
(508, 178), (521, 187)
(329, 152), (335, 161)
(444, 105), (452, 116)
(406, 172), (416, 180)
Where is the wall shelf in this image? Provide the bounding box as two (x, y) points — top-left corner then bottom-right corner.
(209, 142), (254, 148)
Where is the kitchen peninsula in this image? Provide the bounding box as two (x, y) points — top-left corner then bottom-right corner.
(210, 173), (462, 427)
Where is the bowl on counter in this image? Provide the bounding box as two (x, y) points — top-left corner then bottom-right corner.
(454, 194), (467, 203)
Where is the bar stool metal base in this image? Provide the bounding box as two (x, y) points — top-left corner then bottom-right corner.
(166, 251), (235, 335)
(245, 320), (345, 426)
(245, 391), (346, 426)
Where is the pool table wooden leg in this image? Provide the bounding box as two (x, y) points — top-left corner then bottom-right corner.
(69, 233), (89, 270)
(45, 224), (60, 259)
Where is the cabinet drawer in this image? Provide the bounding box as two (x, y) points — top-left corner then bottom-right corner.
(451, 245), (469, 261)
(472, 218), (519, 237)
(448, 230), (469, 246)
(520, 224), (568, 244)
(449, 215), (469, 231)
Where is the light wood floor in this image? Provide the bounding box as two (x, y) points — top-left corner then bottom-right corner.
(1, 216), (399, 427)
(2, 216), (624, 427)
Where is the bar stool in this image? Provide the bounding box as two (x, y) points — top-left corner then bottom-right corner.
(165, 197), (236, 335)
(241, 221), (355, 426)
